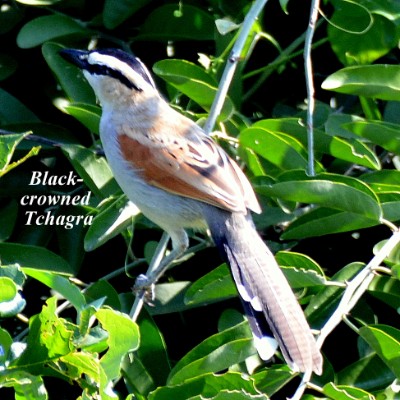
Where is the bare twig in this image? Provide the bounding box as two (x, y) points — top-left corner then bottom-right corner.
(204, 0), (270, 134)
(303, 0), (320, 178)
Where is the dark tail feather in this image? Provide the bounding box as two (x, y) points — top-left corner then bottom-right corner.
(205, 208), (323, 375)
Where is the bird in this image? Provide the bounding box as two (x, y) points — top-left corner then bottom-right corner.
(59, 47), (323, 375)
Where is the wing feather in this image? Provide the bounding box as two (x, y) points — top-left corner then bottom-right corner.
(118, 125), (260, 214)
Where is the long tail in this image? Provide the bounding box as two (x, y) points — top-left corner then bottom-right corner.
(205, 208), (323, 375)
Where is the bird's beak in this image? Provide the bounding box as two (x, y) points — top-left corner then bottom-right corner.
(59, 48), (89, 69)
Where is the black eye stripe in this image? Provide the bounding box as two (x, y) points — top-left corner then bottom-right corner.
(89, 48), (155, 89)
(86, 63), (143, 91)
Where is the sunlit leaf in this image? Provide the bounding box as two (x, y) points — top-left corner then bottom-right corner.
(322, 65), (400, 101)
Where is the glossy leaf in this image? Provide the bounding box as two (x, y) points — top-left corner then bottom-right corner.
(328, 2), (396, 65)
(322, 65), (400, 101)
(63, 103), (101, 134)
(323, 382), (374, 399)
(281, 207), (378, 239)
(254, 118), (380, 170)
(62, 144), (119, 199)
(184, 263), (237, 306)
(17, 15), (88, 48)
(154, 59), (234, 120)
(0, 243), (73, 274)
(260, 172), (381, 221)
(276, 252), (326, 288)
(344, 120), (400, 154)
(85, 197), (139, 251)
(240, 127), (316, 172)
(22, 268), (86, 311)
(150, 372), (266, 400)
(359, 325), (400, 377)
(167, 321), (254, 385)
(337, 353), (395, 390)
(43, 42), (96, 104)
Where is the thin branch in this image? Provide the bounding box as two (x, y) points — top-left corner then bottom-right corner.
(129, 232), (170, 321)
(204, 0), (269, 134)
(304, 0), (320, 177)
(317, 228), (400, 346)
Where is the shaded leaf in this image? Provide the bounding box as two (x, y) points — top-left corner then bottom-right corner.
(22, 268), (86, 311)
(103, 0), (151, 29)
(137, 4), (215, 41)
(154, 59), (234, 121)
(0, 243), (73, 274)
(85, 197), (139, 251)
(185, 263), (237, 306)
(17, 15), (88, 48)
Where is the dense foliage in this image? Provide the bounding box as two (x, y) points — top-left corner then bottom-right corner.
(1, 0), (400, 399)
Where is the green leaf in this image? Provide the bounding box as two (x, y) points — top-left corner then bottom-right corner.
(0, 277), (17, 302)
(0, 53), (17, 80)
(0, 264), (26, 288)
(322, 65), (400, 101)
(323, 382), (374, 399)
(0, 327), (12, 364)
(282, 207), (378, 239)
(240, 127), (320, 172)
(0, 90), (39, 124)
(328, 2), (396, 65)
(22, 268), (86, 311)
(185, 263), (237, 306)
(103, 0), (151, 29)
(96, 308), (140, 381)
(337, 353), (395, 390)
(150, 372), (267, 400)
(154, 59), (234, 121)
(15, 297), (76, 367)
(167, 321), (254, 385)
(17, 15), (88, 48)
(0, 3), (23, 35)
(63, 103), (101, 134)
(137, 4), (215, 41)
(260, 171), (381, 221)
(0, 242), (73, 274)
(0, 371), (48, 400)
(344, 120), (400, 154)
(306, 262), (365, 325)
(62, 144), (119, 199)
(276, 252), (326, 288)
(85, 280), (121, 310)
(0, 200), (18, 240)
(0, 276), (26, 317)
(254, 118), (380, 170)
(359, 324), (400, 377)
(147, 282), (192, 315)
(123, 312), (170, 396)
(43, 42), (96, 104)
(85, 196), (139, 251)
(252, 367), (294, 397)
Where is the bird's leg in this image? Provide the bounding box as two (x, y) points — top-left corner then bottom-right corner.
(132, 230), (188, 311)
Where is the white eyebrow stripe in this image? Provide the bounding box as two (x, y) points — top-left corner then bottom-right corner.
(88, 53), (154, 91)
